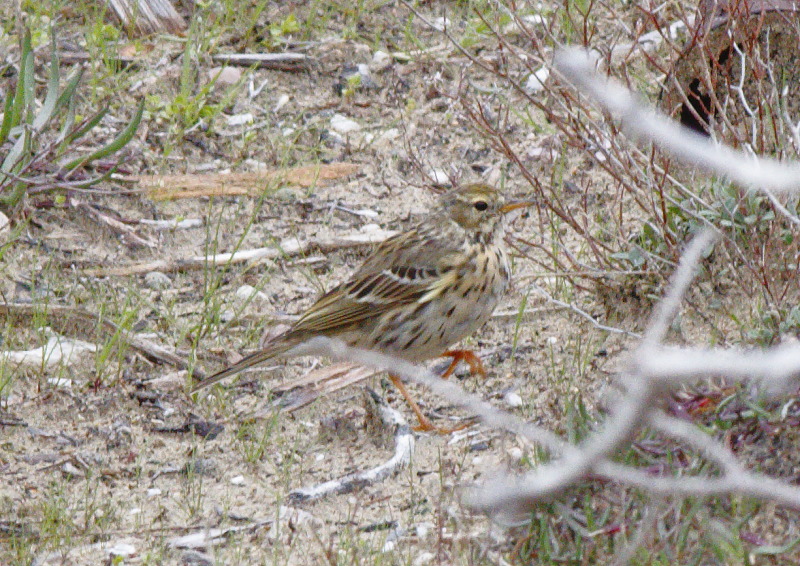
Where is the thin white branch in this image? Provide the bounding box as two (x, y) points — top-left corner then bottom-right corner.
(633, 343), (800, 395)
(554, 48), (800, 194)
(528, 283), (642, 338)
(641, 229), (717, 348)
(288, 389), (414, 502)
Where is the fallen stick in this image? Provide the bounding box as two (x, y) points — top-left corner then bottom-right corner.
(288, 389), (414, 502)
(211, 53), (312, 71)
(77, 227), (398, 277)
(0, 302), (202, 378)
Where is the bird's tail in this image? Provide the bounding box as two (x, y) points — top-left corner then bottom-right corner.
(190, 338), (299, 393)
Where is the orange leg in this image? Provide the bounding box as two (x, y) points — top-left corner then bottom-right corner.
(440, 349), (486, 379)
(389, 375), (469, 434)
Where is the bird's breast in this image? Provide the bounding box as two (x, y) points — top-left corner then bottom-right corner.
(359, 242), (511, 362)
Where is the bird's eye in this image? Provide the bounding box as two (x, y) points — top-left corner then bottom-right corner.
(473, 200), (489, 211)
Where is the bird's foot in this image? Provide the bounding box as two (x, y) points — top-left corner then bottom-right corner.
(389, 374), (470, 434)
(439, 349), (486, 379)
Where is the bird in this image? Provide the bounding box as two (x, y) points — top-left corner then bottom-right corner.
(191, 183), (531, 432)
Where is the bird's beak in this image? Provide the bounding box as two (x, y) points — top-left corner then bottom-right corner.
(500, 201), (535, 214)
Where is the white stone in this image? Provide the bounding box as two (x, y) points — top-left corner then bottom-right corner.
(209, 66), (241, 86)
(428, 169), (450, 186)
(107, 542), (136, 557)
(235, 284), (269, 303)
(371, 50), (392, 72)
(0, 211), (9, 238)
(525, 66), (550, 93)
(274, 94), (290, 113)
(147, 488), (162, 497)
(226, 113), (254, 127)
(330, 114), (361, 134)
(415, 522), (434, 538)
(230, 475), (245, 485)
(431, 17), (450, 31)
(144, 271), (172, 290)
(504, 392), (523, 408)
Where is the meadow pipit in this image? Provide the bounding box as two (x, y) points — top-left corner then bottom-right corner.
(192, 183), (530, 431)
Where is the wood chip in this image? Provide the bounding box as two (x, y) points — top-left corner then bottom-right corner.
(127, 162), (360, 200)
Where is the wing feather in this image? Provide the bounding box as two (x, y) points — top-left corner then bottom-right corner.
(287, 226), (464, 336)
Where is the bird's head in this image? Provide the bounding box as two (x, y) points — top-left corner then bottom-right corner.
(441, 183), (532, 243)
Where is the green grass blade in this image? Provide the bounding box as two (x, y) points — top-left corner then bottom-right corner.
(57, 108), (108, 156)
(32, 39), (62, 132)
(54, 67), (84, 113)
(0, 91), (16, 145)
(10, 31), (34, 129)
(63, 98), (144, 171)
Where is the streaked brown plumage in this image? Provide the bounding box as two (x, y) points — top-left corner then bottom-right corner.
(192, 183), (528, 431)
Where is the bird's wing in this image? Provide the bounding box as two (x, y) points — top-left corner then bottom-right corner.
(288, 227), (463, 336)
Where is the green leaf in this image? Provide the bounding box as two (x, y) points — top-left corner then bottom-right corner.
(64, 98), (144, 171)
(32, 30), (62, 132)
(0, 90), (16, 145)
(54, 67), (84, 118)
(57, 108), (108, 156)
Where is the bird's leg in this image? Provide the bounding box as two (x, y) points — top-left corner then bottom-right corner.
(388, 374), (468, 434)
(439, 349), (486, 379)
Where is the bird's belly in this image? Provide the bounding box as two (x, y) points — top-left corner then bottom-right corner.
(361, 271), (508, 362)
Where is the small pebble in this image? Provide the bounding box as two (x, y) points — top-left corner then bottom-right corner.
(0, 211), (9, 238)
(371, 50), (392, 72)
(235, 284), (269, 303)
(107, 542), (136, 557)
(144, 271), (172, 290)
(230, 475), (245, 485)
(273, 187), (303, 201)
(504, 392), (523, 408)
(147, 488), (162, 497)
(274, 94), (290, 113)
(330, 114), (361, 134)
(525, 67), (550, 93)
(226, 113), (253, 127)
(431, 17), (450, 31)
(428, 169), (451, 186)
(61, 462), (84, 477)
(415, 522), (434, 538)
(469, 441), (490, 452)
(547, 336), (558, 346)
(508, 447), (524, 461)
(209, 66), (241, 87)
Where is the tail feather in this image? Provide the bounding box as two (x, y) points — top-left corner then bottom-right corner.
(190, 339), (298, 393)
